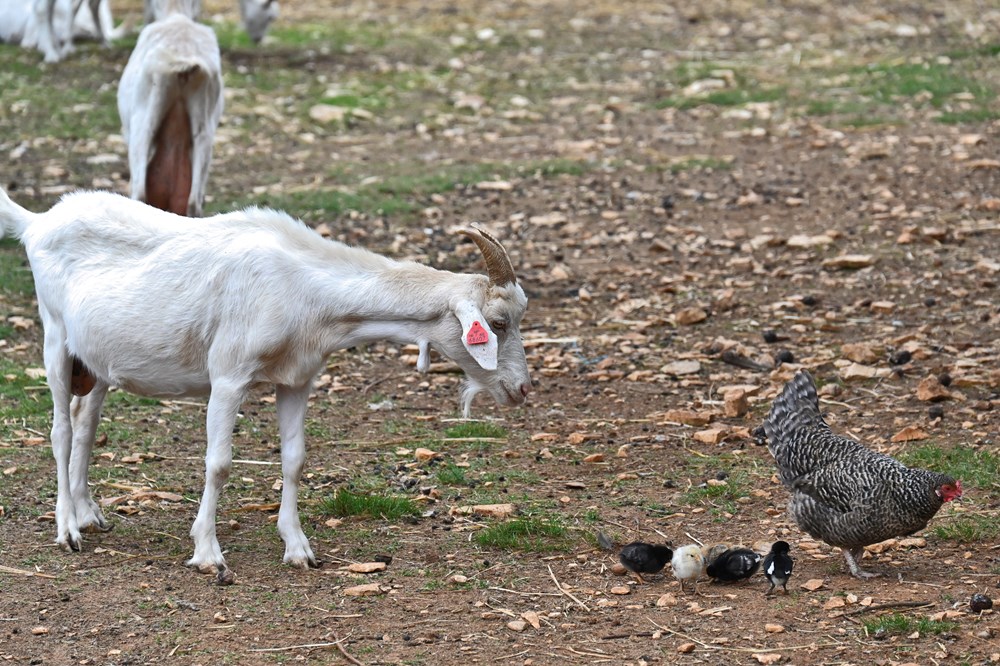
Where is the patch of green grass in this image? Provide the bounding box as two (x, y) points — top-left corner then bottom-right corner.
(444, 422), (507, 439)
(859, 61), (990, 108)
(931, 515), (1000, 543)
(434, 463), (469, 486)
(0, 358), (53, 428)
(0, 238), (35, 296)
(206, 159), (589, 220)
(474, 516), (574, 553)
(862, 613), (957, 637)
(319, 488), (419, 520)
(669, 157), (734, 173)
(897, 444), (1000, 491)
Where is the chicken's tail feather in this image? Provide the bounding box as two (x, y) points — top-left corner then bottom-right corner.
(763, 370), (826, 457)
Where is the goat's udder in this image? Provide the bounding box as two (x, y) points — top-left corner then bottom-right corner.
(146, 98), (194, 216)
(71, 356), (97, 396)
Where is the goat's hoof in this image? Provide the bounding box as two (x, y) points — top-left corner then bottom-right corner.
(81, 519), (113, 534)
(214, 565), (236, 586)
(187, 559), (225, 575)
(58, 535), (83, 552)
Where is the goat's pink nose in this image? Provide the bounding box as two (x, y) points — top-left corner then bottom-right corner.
(519, 381), (532, 397)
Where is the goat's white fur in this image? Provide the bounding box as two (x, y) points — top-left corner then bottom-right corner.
(0, 0), (120, 63)
(144, 0), (278, 43)
(118, 0), (223, 216)
(0, 188), (531, 574)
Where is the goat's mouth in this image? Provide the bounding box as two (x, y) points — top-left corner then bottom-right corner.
(500, 384), (527, 406)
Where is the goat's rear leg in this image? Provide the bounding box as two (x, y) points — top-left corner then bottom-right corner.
(187, 378), (244, 574)
(275, 383), (318, 569)
(69, 381), (112, 533)
(42, 323), (81, 551)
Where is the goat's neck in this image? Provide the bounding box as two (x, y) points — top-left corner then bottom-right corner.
(318, 263), (477, 352)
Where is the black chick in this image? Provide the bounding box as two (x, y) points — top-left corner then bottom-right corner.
(762, 540), (794, 595)
(619, 542), (673, 583)
(705, 547), (761, 582)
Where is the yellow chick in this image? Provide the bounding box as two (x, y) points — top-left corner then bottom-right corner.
(671, 544), (705, 595)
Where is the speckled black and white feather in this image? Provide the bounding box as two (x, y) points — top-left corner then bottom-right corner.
(763, 371), (957, 551)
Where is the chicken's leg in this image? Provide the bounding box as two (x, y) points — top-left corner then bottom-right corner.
(844, 547), (880, 579)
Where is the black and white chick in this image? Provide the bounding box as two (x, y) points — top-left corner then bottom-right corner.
(762, 540), (794, 595)
(618, 542), (673, 583)
(705, 547), (761, 583)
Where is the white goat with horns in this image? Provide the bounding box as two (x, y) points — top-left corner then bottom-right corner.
(0, 188), (531, 579)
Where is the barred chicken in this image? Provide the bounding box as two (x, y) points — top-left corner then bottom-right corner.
(762, 371), (962, 578)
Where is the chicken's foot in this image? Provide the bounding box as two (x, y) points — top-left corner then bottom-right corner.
(844, 547), (880, 579)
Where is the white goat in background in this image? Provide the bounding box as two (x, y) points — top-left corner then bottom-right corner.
(0, 0), (122, 63)
(118, 0), (223, 216)
(0, 187), (531, 579)
(144, 0), (278, 43)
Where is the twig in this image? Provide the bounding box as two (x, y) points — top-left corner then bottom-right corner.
(249, 639), (347, 653)
(834, 601), (935, 618)
(157, 456), (280, 466)
(559, 646), (611, 658)
(0, 565), (57, 579)
(331, 630), (364, 666)
(488, 586), (562, 597)
(547, 564), (590, 612)
(601, 631), (656, 640)
(647, 619), (843, 653)
(684, 533), (704, 547)
(493, 650), (529, 662)
(362, 373), (404, 396)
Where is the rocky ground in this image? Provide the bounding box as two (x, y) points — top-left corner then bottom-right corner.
(1, 1), (999, 664)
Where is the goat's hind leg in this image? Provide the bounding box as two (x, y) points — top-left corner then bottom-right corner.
(42, 322), (80, 551)
(275, 383), (318, 569)
(69, 380), (112, 533)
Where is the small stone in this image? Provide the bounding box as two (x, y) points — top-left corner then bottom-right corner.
(677, 642), (696, 653)
(583, 453), (605, 463)
(507, 620), (528, 632)
(800, 578), (825, 591)
(765, 623), (785, 633)
(774, 350), (794, 365)
(31, 626), (49, 636)
(889, 350), (912, 365)
(656, 593), (678, 607)
(890, 426), (930, 443)
(610, 585), (631, 595)
(917, 376), (953, 402)
(347, 562), (388, 574)
(414, 448), (438, 462)
(928, 405), (945, 420)
(675, 307), (709, 326)
(971, 594), (994, 612)
(343, 583), (385, 597)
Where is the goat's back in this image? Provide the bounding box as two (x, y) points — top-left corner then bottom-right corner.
(23, 191), (402, 396)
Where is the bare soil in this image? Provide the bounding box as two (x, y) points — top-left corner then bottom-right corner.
(1, 1), (999, 665)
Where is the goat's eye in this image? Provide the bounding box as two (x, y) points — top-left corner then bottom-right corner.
(491, 319), (507, 332)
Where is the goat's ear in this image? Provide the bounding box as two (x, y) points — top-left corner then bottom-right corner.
(453, 301), (498, 371)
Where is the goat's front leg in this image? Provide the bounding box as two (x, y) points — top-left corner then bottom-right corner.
(187, 378), (244, 574)
(275, 383), (318, 569)
(42, 325), (79, 550)
(69, 383), (112, 533)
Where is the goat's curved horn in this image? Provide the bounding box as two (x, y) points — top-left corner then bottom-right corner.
(460, 227), (517, 286)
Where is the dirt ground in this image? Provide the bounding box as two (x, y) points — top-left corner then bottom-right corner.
(1, 1), (999, 664)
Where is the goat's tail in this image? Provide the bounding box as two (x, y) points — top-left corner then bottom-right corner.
(0, 187), (34, 240)
(154, 55), (211, 88)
